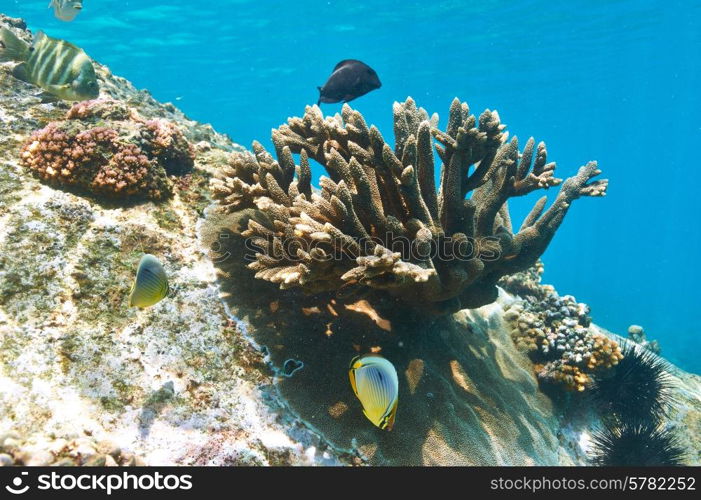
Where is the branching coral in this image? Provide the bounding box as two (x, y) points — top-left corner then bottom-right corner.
(502, 263), (623, 391)
(20, 99), (194, 201)
(211, 98), (607, 313)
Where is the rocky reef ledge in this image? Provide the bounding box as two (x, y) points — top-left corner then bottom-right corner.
(1, 15), (698, 466)
(0, 15), (346, 466)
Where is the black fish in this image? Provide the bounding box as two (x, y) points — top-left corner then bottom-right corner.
(317, 59), (381, 106)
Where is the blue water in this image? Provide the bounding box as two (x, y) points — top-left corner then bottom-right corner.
(5, 0), (701, 372)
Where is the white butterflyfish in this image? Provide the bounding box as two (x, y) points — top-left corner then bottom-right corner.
(128, 254), (169, 308)
(349, 354), (399, 430)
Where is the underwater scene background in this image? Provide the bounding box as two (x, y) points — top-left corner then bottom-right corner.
(3, 0), (700, 371)
(1, 0), (701, 468)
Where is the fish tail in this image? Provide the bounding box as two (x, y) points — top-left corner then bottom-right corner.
(316, 86), (322, 106)
(0, 28), (30, 62)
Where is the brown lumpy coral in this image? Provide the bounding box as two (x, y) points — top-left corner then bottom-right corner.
(141, 119), (195, 176)
(502, 263), (623, 391)
(627, 324), (662, 354)
(211, 97), (607, 313)
(65, 98), (134, 121)
(20, 99), (194, 201)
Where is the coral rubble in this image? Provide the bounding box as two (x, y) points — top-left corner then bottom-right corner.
(502, 263), (623, 391)
(19, 99), (195, 201)
(211, 98), (607, 313)
(627, 324), (661, 354)
(0, 432), (145, 466)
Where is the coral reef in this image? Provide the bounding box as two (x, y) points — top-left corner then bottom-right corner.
(66, 98), (134, 121)
(0, 432), (145, 466)
(3, 15), (701, 467)
(502, 263), (623, 391)
(19, 99), (195, 201)
(142, 119), (195, 176)
(627, 324), (661, 354)
(199, 222), (586, 465)
(0, 16), (347, 466)
(202, 99), (701, 465)
(211, 98), (607, 314)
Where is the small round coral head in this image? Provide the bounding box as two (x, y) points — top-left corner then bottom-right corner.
(128, 254), (169, 308)
(348, 354), (399, 431)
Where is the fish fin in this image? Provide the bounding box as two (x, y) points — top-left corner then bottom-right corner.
(38, 92), (61, 104)
(349, 355), (361, 371)
(0, 28), (30, 62)
(42, 83), (72, 97)
(332, 59), (360, 72)
(34, 31), (48, 46)
(12, 62), (29, 82)
(385, 398), (398, 431)
(316, 86), (322, 106)
(348, 366), (359, 397)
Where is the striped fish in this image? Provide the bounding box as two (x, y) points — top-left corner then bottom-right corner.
(129, 254), (169, 308)
(0, 28), (99, 101)
(349, 354), (399, 430)
(49, 0), (84, 22)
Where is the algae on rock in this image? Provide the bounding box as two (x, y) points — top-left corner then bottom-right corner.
(0, 14), (345, 466)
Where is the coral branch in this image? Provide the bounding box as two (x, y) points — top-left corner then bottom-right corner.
(211, 98), (607, 313)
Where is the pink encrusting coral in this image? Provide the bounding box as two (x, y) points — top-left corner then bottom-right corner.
(19, 99), (195, 201)
(90, 141), (164, 199)
(65, 98), (135, 121)
(142, 119), (195, 176)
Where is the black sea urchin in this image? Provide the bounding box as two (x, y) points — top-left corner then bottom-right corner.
(589, 344), (674, 425)
(589, 423), (685, 466)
